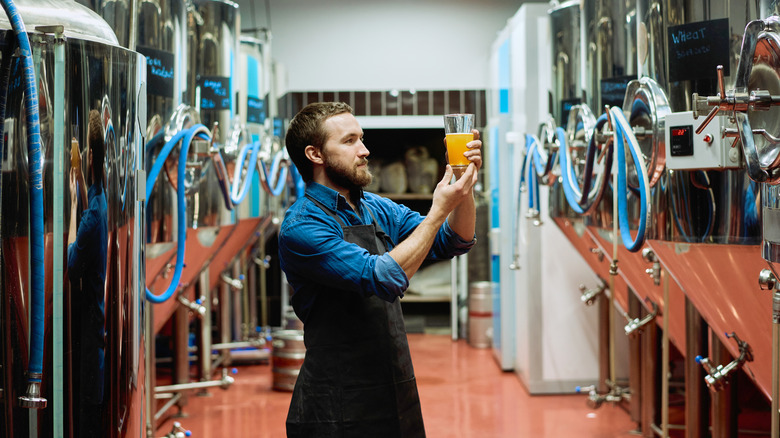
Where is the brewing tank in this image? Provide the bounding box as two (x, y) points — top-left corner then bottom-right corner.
(0, 1), (147, 436)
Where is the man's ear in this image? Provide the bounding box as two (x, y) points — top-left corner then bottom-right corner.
(304, 145), (324, 165)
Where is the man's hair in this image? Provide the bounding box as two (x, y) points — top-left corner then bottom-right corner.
(285, 102), (353, 182)
(88, 109), (105, 186)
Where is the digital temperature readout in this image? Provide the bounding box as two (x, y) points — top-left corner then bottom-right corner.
(670, 125), (694, 157)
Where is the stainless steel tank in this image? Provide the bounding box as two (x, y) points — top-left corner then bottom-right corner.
(548, 1), (582, 220)
(633, 0), (772, 401)
(0, 0), (146, 436)
(187, 0), (239, 229)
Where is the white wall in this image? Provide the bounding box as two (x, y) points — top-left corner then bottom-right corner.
(236, 0), (525, 94)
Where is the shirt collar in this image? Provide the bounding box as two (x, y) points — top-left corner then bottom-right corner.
(305, 181), (365, 213)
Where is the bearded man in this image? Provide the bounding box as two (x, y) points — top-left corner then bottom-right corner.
(279, 102), (481, 438)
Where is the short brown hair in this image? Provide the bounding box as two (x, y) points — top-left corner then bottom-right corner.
(88, 109), (105, 186)
(285, 102), (353, 182)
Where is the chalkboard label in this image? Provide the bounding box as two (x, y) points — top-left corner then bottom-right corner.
(667, 18), (730, 82)
(247, 96), (266, 124)
(137, 45), (175, 97)
(600, 76), (634, 109)
(560, 98), (581, 130)
(197, 76), (231, 110)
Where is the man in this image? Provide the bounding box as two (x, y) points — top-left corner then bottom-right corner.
(68, 109), (108, 437)
(279, 102), (481, 437)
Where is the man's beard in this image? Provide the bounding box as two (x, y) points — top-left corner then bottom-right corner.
(324, 156), (373, 193)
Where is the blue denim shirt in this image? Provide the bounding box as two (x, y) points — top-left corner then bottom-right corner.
(279, 182), (475, 322)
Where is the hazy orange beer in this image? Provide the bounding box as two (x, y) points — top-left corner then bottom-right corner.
(443, 114), (474, 168)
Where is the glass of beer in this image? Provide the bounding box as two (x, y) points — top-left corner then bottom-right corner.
(443, 113), (474, 168)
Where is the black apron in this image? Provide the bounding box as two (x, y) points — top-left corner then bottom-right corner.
(286, 197), (426, 438)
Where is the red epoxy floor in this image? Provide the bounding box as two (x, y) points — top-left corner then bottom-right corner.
(158, 334), (639, 437)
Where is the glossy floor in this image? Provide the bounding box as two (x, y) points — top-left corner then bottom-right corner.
(158, 334), (639, 437)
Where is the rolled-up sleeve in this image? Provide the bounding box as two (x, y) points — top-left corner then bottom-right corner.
(280, 211), (409, 303)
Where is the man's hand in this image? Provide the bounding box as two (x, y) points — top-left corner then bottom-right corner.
(429, 162), (478, 221)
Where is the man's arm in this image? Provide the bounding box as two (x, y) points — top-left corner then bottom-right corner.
(389, 163), (478, 279)
(390, 128), (482, 277)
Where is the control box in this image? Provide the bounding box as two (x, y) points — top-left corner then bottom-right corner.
(664, 111), (741, 170)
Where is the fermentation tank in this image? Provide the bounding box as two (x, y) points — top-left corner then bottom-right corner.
(0, 1), (146, 436)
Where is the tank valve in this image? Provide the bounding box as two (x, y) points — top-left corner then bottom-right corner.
(695, 332), (754, 392)
(641, 248), (661, 286)
(178, 295), (207, 317)
(161, 421), (192, 438)
(624, 300), (659, 337)
(253, 255), (272, 270)
(220, 273), (244, 291)
(579, 280), (606, 306)
(576, 381), (630, 409)
(18, 377), (47, 409)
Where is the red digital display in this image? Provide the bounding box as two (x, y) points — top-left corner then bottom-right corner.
(671, 127), (688, 137)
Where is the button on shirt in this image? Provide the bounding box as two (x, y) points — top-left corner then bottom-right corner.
(279, 182), (476, 323)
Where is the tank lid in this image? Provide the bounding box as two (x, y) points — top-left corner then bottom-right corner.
(0, 0), (118, 46)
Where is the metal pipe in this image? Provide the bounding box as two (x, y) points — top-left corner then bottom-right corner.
(211, 340), (265, 351)
(685, 298), (708, 438)
(198, 270), (213, 381)
(154, 370), (235, 394)
(661, 271), (670, 438)
(154, 392), (183, 422)
(629, 293), (643, 424)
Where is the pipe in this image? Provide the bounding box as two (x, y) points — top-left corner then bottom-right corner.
(661, 270), (670, 438)
(2, 0), (46, 409)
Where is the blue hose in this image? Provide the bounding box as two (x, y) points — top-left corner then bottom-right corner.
(2, 0), (45, 384)
(289, 163), (305, 199)
(230, 140), (260, 204)
(610, 106), (650, 252)
(145, 125), (211, 303)
(259, 149), (289, 196)
(557, 127), (589, 214)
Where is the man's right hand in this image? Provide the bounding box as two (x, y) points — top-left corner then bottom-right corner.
(429, 163), (477, 221)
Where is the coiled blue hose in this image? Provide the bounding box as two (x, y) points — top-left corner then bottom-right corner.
(557, 127), (589, 214)
(230, 139), (260, 204)
(145, 125), (210, 303)
(2, 0), (45, 385)
(524, 135), (540, 212)
(258, 148), (289, 196)
(609, 106), (651, 252)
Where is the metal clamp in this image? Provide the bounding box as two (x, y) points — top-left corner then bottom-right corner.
(579, 280), (607, 306)
(642, 248), (661, 286)
(695, 332), (754, 392)
(624, 300), (659, 337)
(18, 377), (47, 409)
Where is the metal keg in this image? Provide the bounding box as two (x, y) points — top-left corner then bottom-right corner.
(468, 282), (494, 348)
(271, 330), (306, 391)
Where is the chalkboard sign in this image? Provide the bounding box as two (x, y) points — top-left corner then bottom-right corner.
(560, 98), (581, 130)
(137, 45), (175, 97)
(667, 18), (730, 82)
(197, 75), (231, 110)
(600, 76), (634, 109)
(247, 96), (266, 124)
